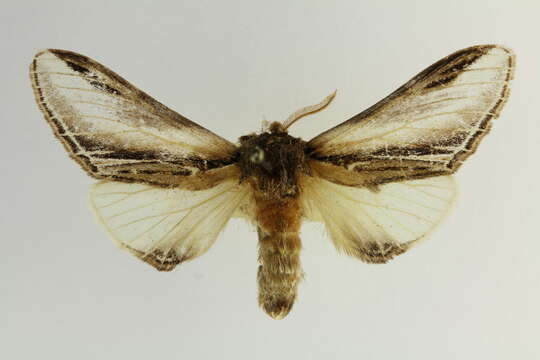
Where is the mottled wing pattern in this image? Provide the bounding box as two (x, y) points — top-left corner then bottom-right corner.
(90, 180), (249, 271)
(308, 45), (514, 187)
(301, 175), (456, 263)
(31, 49), (238, 189)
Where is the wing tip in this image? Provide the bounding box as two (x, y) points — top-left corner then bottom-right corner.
(34, 48), (84, 58)
(445, 44), (515, 173)
(32, 48), (71, 63)
(459, 44), (513, 55)
(468, 44), (516, 76)
(33, 48), (55, 58)
(481, 44), (515, 71)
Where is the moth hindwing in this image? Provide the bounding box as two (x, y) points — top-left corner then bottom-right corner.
(31, 45), (514, 319)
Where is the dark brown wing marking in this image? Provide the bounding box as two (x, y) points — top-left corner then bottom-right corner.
(349, 241), (409, 264)
(124, 247), (188, 272)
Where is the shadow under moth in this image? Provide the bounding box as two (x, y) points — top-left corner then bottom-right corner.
(30, 45), (514, 319)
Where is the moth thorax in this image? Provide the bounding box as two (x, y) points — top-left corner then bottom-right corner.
(238, 129), (308, 199)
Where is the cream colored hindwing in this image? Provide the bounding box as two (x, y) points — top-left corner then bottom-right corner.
(301, 175), (456, 263)
(90, 180), (249, 271)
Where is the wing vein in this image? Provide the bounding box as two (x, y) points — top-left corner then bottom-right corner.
(54, 85), (136, 104)
(77, 114), (204, 150)
(127, 214), (173, 246)
(110, 185), (236, 227)
(330, 184), (435, 224)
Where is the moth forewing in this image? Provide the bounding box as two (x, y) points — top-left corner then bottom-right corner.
(30, 49), (238, 188)
(308, 45), (515, 187)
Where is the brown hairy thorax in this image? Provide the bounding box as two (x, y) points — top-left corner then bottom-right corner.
(235, 91), (337, 204)
(237, 122), (309, 200)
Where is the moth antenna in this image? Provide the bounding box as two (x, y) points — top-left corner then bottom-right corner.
(282, 90), (337, 131)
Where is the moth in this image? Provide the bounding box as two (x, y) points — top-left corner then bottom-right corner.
(30, 45), (514, 319)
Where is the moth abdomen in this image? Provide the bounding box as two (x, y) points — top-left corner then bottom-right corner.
(257, 229), (303, 319)
(256, 197), (303, 319)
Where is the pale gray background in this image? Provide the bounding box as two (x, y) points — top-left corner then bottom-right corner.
(2, 1), (539, 359)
